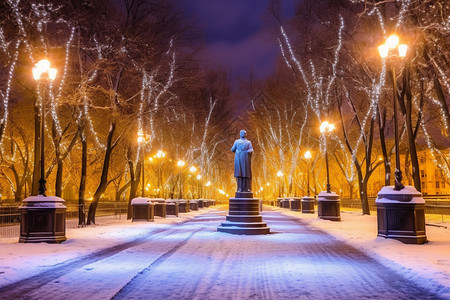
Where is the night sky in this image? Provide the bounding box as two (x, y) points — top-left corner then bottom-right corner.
(181, 0), (299, 87)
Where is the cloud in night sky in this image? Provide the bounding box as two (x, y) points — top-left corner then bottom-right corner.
(181, 0), (299, 85)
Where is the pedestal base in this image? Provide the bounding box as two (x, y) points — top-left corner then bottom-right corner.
(317, 191), (341, 221)
(19, 196), (67, 243)
(131, 198), (155, 222)
(301, 196), (315, 213)
(217, 197), (270, 235)
(289, 197), (301, 211)
(376, 186), (427, 244)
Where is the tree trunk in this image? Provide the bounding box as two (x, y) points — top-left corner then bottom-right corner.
(31, 100), (40, 196)
(115, 181), (130, 202)
(377, 107), (391, 186)
(355, 163), (371, 215)
(87, 122), (116, 225)
(127, 152), (141, 219)
(78, 131), (87, 226)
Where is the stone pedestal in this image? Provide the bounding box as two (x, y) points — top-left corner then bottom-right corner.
(19, 195), (67, 243)
(166, 201), (179, 217)
(301, 196), (315, 213)
(189, 200), (199, 211)
(217, 192), (270, 235)
(277, 198), (284, 207)
(281, 198), (291, 209)
(317, 191), (341, 221)
(376, 186), (427, 244)
(289, 197), (301, 211)
(131, 198), (155, 222)
(178, 200), (190, 213)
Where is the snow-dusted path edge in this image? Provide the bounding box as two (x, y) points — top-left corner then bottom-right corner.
(0, 206), (448, 299)
(276, 208), (450, 298)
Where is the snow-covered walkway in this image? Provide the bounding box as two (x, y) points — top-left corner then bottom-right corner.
(0, 207), (448, 299)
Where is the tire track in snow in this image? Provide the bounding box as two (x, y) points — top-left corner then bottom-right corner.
(0, 216), (205, 299)
(112, 227), (204, 300)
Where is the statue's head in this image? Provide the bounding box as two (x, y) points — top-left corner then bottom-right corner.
(240, 130), (247, 138)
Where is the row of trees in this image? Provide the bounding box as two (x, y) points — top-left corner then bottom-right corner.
(247, 0), (449, 214)
(0, 0), (233, 224)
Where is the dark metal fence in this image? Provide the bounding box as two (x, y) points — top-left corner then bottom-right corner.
(340, 196), (450, 222)
(0, 201), (129, 239)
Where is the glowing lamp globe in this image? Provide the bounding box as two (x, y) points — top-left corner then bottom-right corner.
(386, 35), (399, 49)
(378, 44), (389, 58)
(398, 44), (408, 58)
(304, 150), (312, 160)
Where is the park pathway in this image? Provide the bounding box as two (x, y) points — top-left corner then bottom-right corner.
(0, 208), (441, 299)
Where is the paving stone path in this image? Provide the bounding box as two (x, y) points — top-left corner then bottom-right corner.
(0, 209), (441, 299)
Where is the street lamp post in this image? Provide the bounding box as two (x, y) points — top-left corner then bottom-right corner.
(155, 150), (166, 198)
(317, 121), (340, 221)
(32, 60), (57, 196)
(304, 150), (312, 197)
(301, 150), (315, 214)
(277, 171), (283, 197)
(378, 35), (407, 191)
(375, 34), (426, 244)
(189, 166), (197, 199)
(20, 59), (67, 243)
(177, 160), (185, 199)
(320, 121), (335, 193)
(137, 131), (149, 197)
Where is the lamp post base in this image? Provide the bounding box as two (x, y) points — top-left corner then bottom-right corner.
(317, 191), (341, 221)
(301, 196), (315, 213)
(376, 186), (427, 244)
(19, 196), (67, 243)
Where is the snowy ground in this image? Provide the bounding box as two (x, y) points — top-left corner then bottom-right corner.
(0, 206), (448, 299)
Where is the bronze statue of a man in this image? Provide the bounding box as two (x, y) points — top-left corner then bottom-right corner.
(231, 130), (253, 192)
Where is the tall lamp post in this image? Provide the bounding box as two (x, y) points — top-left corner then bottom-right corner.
(376, 34), (426, 244)
(177, 160), (185, 199)
(155, 150), (166, 197)
(137, 130), (149, 197)
(205, 180), (211, 199)
(20, 59), (67, 243)
(277, 170), (283, 197)
(189, 166), (197, 199)
(301, 150), (315, 214)
(33, 60), (57, 196)
(196, 174), (202, 198)
(317, 121), (340, 221)
(304, 150), (312, 196)
(378, 35), (407, 190)
(320, 121), (335, 193)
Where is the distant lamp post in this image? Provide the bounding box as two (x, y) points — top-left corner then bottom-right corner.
(137, 130), (150, 197)
(20, 59), (67, 243)
(189, 166), (197, 198)
(375, 34), (426, 244)
(320, 121), (335, 193)
(317, 121), (340, 221)
(177, 160), (185, 199)
(205, 180), (211, 199)
(378, 34), (407, 191)
(196, 174), (202, 198)
(301, 150), (315, 214)
(155, 150), (166, 197)
(304, 150), (312, 196)
(277, 170), (283, 197)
